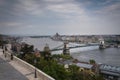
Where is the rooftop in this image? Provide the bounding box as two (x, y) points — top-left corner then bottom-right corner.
(100, 64), (120, 73)
(100, 71), (120, 77)
(76, 63), (93, 69)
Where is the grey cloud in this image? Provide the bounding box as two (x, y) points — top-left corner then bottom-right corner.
(0, 0), (120, 35)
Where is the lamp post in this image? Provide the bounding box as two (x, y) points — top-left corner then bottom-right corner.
(34, 59), (37, 78)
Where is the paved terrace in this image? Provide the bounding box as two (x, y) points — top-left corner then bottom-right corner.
(0, 48), (41, 80)
(0, 57), (28, 80)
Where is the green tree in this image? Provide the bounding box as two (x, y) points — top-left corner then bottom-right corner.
(68, 65), (81, 80)
(89, 59), (96, 64)
(20, 44), (34, 58)
(24, 53), (35, 64)
(42, 44), (51, 60)
(0, 35), (8, 47)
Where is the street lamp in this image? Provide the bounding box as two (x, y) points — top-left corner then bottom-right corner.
(34, 59), (37, 78)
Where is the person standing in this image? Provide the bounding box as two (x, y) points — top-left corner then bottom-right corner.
(3, 50), (4, 54)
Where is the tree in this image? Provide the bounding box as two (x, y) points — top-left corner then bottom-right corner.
(0, 35), (8, 47)
(68, 65), (81, 80)
(24, 53), (35, 64)
(89, 59), (96, 64)
(43, 44), (51, 60)
(20, 44), (34, 59)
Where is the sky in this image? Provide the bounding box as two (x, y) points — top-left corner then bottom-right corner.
(0, 0), (120, 35)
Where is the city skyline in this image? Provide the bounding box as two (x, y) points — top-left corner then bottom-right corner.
(0, 0), (120, 35)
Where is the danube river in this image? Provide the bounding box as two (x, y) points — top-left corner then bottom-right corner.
(21, 37), (120, 66)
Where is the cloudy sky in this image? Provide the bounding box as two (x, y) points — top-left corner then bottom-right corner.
(0, 0), (120, 35)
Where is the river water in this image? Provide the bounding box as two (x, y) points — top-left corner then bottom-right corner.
(71, 48), (120, 66)
(21, 37), (120, 66)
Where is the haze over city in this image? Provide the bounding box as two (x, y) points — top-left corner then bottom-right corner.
(0, 0), (120, 35)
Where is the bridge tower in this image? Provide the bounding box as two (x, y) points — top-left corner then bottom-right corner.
(63, 41), (70, 55)
(99, 39), (105, 49)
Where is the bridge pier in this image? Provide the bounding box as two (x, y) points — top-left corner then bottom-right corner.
(99, 39), (105, 49)
(63, 42), (70, 55)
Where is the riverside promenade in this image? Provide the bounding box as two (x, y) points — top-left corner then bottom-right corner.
(0, 48), (38, 80)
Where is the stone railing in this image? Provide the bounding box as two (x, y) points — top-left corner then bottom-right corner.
(6, 51), (55, 80)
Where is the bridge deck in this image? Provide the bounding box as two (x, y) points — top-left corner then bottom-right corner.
(51, 44), (99, 51)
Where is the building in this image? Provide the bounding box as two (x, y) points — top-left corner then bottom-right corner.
(99, 64), (120, 80)
(76, 63), (94, 72)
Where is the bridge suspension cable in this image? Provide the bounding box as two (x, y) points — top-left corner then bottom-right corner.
(51, 44), (64, 51)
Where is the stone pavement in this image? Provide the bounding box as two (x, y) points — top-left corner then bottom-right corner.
(0, 49), (28, 80)
(0, 49), (38, 80)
